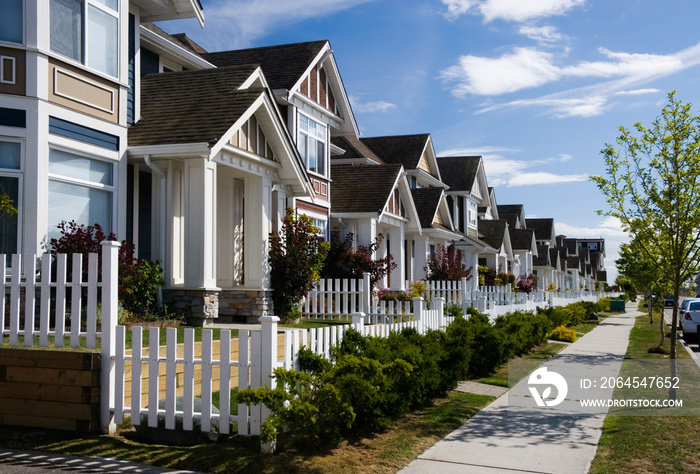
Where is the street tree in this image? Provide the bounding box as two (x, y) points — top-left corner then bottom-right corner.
(616, 237), (669, 335)
(592, 91), (700, 361)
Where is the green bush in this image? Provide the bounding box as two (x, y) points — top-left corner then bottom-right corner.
(550, 325), (577, 342)
(237, 367), (354, 450)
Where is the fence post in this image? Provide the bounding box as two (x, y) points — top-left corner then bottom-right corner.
(362, 273), (371, 315)
(432, 297), (445, 329)
(412, 297), (423, 326)
(351, 312), (365, 334)
(259, 315), (280, 454)
(100, 240), (120, 434)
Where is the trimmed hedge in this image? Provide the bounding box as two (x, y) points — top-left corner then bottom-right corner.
(239, 300), (604, 449)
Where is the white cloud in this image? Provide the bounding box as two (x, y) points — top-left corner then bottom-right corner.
(441, 0), (585, 22)
(440, 147), (588, 187)
(441, 47), (560, 96)
(442, 46), (693, 98)
(519, 25), (564, 44)
(350, 97), (397, 113)
(479, 0), (586, 23)
(451, 41), (700, 117)
(614, 88), (659, 96)
(441, 0), (478, 20)
(193, 0), (376, 49)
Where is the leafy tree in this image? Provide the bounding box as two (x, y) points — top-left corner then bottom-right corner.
(425, 241), (473, 281)
(616, 238), (669, 330)
(592, 91), (700, 363)
(0, 192), (18, 220)
(321, 231), (395, 288)
(269, 208), (328, 321)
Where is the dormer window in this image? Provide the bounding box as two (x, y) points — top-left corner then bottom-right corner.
(50, 0), (119, 78)
(298, 113), (327, 177)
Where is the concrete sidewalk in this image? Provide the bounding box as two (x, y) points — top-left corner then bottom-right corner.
(401, 303), (639, 474)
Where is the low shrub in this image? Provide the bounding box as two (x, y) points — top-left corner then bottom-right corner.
(550, 325), (577, 343)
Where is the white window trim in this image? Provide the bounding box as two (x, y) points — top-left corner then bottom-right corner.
(50, 0), (120, 79)
(0, 56), (16, 84)
(297, 111), (328, 178)
(0, 138), (24, 258)
(47, 144), (118, 233)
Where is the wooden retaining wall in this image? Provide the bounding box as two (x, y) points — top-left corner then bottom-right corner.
(0, 349), (100, 432)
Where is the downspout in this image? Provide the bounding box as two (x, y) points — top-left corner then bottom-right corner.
(144, 154), (166, 309)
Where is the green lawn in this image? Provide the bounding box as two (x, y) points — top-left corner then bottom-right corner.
(590, 313), (700, 474)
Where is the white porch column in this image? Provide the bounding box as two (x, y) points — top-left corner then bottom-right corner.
(356, 218), (377, 249)
(272, 185), (287, 233)
(413, 236), (430, 281)
(244, 175), (273, 289)
(464, 250), (479, 290)
(183, 157), (217, 288)
(388, 225), (405, 290)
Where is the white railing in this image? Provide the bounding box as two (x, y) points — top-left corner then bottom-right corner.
(304, 274), (608, 322)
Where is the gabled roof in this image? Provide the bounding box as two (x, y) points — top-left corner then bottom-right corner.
(533, 245), (552, 266)
(361, 134), (431, 170)
(129, 65), (262, 146)
(202, 41), (328, 92)
(436, 156), (481, 191)
(566, 256), (581, 271)
(330, 164), (403, 214)
(411, 187), (447, 230)
(497, 204), (524, 218)
(331, 136), (384, 164)
(549, 248), (561, 270)
(478, 220), (509, 250)
(510, 228), (536, 253)
(525, 218), (556, 243)
(135, 0), (204, 27)
(564, 238), (579, 256)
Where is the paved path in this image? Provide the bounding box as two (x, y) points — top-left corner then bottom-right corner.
(401, 303), (638, 474)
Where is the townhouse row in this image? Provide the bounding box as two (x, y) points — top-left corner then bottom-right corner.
(0, 0), (606, 325)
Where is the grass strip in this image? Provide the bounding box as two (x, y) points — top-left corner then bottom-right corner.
(590, 313), (700, 474)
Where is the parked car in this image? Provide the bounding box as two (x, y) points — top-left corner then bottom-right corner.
(678, 298), (700, 329)
(680, 299), (700, 343)
(665, 295), (675, 307)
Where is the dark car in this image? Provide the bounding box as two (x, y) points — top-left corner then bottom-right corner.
(665, 295), (674, 307)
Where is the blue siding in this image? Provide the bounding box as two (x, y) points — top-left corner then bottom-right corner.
(48, 116), (119, 150)
(141, 48), (159, 76)
(0, 108), (26, 128)
(127, 13), (135, 125)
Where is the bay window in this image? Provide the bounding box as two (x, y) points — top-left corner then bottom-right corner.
(298, 114), (327, 176)
(50, 0), (119, 78)
(0, 141), (22, 255)
(48, 148), (115, 242)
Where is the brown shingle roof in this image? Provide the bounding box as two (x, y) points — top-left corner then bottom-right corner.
(331, 136), (384, 163)
(525, 218), (555, 242)
(330, 164), (403, 214)
(510, 228), (535, 251)
(201, 41), (327, 91)
(437, 156), (481, 191)
(360, 134), (430, 169)
(478, 220), (508, 250)
(410, 187), (444, 229)
(129, 65), (261, 147)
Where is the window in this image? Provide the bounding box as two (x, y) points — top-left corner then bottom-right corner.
(50, 0), (119, 78)
(0, 0), (23, 44)
(0, 141), (22, 255)
(467, 199), (477, 228)
(298, 114), (326, 176)
(47, 148), (115, 242)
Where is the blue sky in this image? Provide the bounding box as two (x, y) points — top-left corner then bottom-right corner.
(160, 0), (700, 283)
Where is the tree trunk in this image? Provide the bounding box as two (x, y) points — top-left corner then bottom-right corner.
(648, 292), (653, 324)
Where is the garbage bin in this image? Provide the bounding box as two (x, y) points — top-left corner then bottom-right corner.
(609, 300), (626, 312)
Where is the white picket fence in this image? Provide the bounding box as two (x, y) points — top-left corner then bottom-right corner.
(304, 274), (608, 321)
(1, 248), (606, 441)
